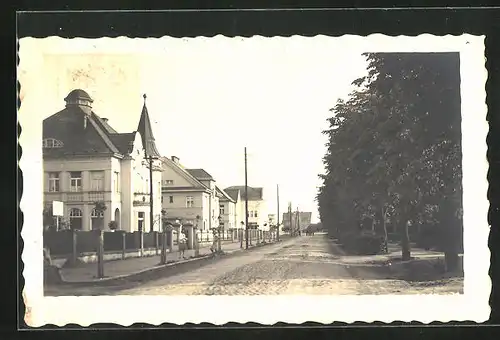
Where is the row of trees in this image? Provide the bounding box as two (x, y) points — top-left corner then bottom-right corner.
(317, 53), (463, 270)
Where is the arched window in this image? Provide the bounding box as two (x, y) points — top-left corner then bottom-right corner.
(42, 138), (64, 148)
(69, 208), (83, 230)
(70, 208), (82, 217)
(91, 208), (104, 218)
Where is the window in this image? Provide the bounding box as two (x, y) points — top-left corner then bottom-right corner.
(48, 172), (60, 192)
(162, 180), (174, 186)
(70, 172), (82, 192)
(69, 208), (83, 230)
(219, 204), (225, 215)
(90, 171), (104, 191)
(249, 211), (254, 218)
(114, 172), (120, 192)
(42, 138), (64, 148)
(91, 208), (104, 218)
(169, 196), (174, 203)
(254, 211), (258, 218)
(186, 196), (194, 208)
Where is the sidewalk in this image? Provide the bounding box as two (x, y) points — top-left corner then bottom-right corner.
(58, 239), (271, 283)
(331, 242), (455, 266)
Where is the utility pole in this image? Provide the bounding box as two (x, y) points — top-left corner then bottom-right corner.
(244, 147), (249, 250)
(295, 207), (300, 236)
(289, 202), (293, 236)
(276, 184), (280, 242)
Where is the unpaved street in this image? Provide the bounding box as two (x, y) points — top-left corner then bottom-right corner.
(111, 235), (462, 296)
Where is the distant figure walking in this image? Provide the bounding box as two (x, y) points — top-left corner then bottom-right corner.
(210, 229), (219, 254)
(178, 229), (187, 259)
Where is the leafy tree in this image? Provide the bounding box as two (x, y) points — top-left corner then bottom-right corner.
(318, 52), (463, 268)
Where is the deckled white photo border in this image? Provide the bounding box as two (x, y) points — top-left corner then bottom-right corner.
(19, 34), (490, 326)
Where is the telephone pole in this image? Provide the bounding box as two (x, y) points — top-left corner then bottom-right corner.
(276, 184), (280, 242)
(244, 147), (249, 250)
(295, 207), (300, 236)
(288, 202), (293, 236)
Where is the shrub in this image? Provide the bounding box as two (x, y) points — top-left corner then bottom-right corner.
(340, 232), (386, 255)
(108, 220), (118, 230)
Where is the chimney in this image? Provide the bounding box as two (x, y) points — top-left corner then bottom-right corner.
(171, 156), (179, 164)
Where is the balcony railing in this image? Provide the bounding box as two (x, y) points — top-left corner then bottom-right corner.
(88, 191), (105, 202)
(133, 192), (150, 206)
(67, 192), (84, 202)
(43, 191), (109, 203)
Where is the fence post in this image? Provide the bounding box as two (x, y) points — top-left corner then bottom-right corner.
(155, 231), (159, 255)
(122, 232), (126, 260)
(161, 229), (167, 265)
(97, 229), (104, 279)
(139, 231), (144, 257)
(71, 229), (78, 265)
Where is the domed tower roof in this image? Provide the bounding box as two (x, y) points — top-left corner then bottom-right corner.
(64, 89), (93, 103)
(64, 89), (93, 113)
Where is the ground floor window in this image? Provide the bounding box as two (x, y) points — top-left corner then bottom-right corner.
(69, 208), (83, 230)
(91, 208), (104, 230)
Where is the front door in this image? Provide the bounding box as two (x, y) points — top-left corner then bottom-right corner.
(138, 212), (145, 232)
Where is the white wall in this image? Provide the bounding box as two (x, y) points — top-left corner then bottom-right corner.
(162, 191), (204, 226)
(44, 156), (114, 231)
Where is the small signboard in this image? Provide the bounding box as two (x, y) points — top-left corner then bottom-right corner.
(52, 201), (63, 216)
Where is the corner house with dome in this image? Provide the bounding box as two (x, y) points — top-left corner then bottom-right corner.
(42, 89), (163, 232)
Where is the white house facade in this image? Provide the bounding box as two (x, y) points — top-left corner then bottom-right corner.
(43, 89), (163, 232)
(224, 186), (269, 231)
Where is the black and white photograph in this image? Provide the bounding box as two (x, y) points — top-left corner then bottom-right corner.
(19, 34), (489, 325)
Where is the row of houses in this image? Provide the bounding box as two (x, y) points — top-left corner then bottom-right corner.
(42, 89), (270, 233)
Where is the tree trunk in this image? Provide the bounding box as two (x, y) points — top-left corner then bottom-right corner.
(382, 206), (388, 253)
(401, 220), (411, 261)
(445, 251), (460, 272)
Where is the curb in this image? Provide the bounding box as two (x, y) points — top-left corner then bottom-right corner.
(57, 240), (284, 287)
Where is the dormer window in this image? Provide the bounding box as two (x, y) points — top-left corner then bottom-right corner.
(42, 138), (64, 148)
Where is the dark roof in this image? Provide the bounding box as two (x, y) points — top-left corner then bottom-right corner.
(43, 90), (142, 158)
(224, 188), (240, 201)
(64, 89), (93, 102)
(108, 132), (136, 155)
(186, 169), (214, 180)
(43, 107), (120, 156)
(162, 186), (207, 191)
(94, 115), (118, 134)
(137, 96), (161, 158)
(225, 186), (263, 201)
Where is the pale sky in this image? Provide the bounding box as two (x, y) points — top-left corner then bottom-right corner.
(19, 37), (371, 223)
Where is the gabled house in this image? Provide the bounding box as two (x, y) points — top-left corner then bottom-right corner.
(42, 89), (163, 232)
(217, 186), (236, 231)
(161, 157), (224, 230)
(224, 188), (244, 229)
(224, 186), (268, 231)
